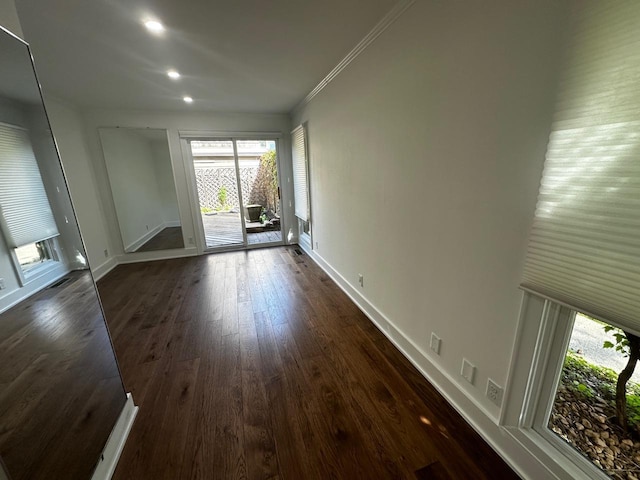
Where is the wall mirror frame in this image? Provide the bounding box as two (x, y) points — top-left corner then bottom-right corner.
(0, 25), (127, 480)
(98, 127), (184, 254)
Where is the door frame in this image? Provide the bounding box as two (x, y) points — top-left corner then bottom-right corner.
(179, 131), (285, 254)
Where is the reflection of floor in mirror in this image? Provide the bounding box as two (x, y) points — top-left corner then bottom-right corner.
(135, 226), (185, 252)
(202, 212), (282, 248)
(0, 270), (125, 480)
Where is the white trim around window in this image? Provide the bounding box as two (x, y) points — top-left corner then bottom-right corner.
(9, 237), (62, 287)
(501, 292), (612, 480)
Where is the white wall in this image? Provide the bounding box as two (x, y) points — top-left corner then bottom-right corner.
(0, 0), (22, 39)
(81, 109), (293, 262)
(292, 0), (568, 429)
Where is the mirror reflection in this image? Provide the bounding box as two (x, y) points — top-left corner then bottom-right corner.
(0, 28), (126, 480)
(98, 128), (184, 253)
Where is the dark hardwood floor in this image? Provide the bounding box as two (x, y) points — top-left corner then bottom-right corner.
(135, 226), (185, 252)
(97, 246), (519, 480)
(0, 271), (126, 480)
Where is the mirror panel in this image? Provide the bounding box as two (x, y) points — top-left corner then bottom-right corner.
(0, 28), (126, 480)
(99, 127), (184, 253)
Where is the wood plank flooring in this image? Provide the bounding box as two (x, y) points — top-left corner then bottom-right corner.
(202, 213), (282, 248)
(0, 271), (126, 480)
(97, 246), (519, 480)
(136, 227), (185, 252)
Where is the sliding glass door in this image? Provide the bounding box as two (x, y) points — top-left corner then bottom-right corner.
(188, 138), (283, 251)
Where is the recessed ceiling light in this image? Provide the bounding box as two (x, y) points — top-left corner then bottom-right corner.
(167, 70), (180, 79)
(183, 96), (193, 104)
(144, 20), (165, 33)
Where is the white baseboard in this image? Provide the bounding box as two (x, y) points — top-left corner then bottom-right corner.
(91, 393), (138, 480)
(164, 220), (181, 228)
(92, 256), (118, 282)
(125, 223), (165, 253)
(298, 243), (557, 480)
(116, 246), (198, 265)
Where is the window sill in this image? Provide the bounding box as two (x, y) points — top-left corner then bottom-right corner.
(20, 260), (61, 286)
(506, 426), (610, 480)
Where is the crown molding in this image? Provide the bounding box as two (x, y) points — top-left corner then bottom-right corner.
(291, 0), (416, 115)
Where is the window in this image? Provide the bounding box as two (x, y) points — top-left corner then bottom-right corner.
(506, 4), (640, 478)
(0, 122), (59, 248)
(15, 240), (55, 273)
(542, 312), (640, 479)
(291, 124), (310, 223)
(0, 122), (61, 285)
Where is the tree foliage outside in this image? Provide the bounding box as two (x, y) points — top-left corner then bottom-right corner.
(249, 150), (279, 213)
(217, 185), (229, 211)
(602, 325), (640, 431)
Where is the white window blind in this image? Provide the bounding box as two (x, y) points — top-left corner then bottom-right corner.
(521, 2), (640, 334)
(0, 123), (59, 248)
(292, 124), (309, 221)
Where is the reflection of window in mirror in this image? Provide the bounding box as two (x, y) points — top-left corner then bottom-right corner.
(14, 238), (58, 274)
(0, 122), (62, 286)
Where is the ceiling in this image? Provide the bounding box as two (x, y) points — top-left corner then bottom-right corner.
(14, 0), (399, 113)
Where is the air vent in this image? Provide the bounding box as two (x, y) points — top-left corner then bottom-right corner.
(294, 248), (303, 256)
(48, 278), (70, 289)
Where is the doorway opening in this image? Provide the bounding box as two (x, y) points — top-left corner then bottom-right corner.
(189, 138), (283, 250)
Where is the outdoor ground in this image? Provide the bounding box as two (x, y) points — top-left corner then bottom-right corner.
(201, 212), (282, 248)
(550, 315), (640, 480)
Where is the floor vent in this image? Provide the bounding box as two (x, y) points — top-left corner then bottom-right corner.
(48, 278), (70, 289)
(294, 248), (304, 256)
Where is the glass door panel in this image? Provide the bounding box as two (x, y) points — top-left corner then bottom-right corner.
(236, 140), (283, 246)
(190, 139), (245, 249)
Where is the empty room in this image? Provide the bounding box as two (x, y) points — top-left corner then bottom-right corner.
(1, 1), (639, 479)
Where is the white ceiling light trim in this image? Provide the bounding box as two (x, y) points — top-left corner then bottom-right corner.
(167, 70), (180, 79)
(183, 96), (193, 103)
(143, 20), (164, 34)
(292, 0), (416, 114)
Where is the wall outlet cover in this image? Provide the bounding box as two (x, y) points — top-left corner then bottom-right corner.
(461, 358), (476, 385)
(430, 333), (441, 355)
(486, 378), (504, 407)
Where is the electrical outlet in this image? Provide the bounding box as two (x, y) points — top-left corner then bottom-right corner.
(486, 379), (504, 407)
(430, 333), (441, 355)
(103, 249), (108, 258)
(315, 241), (319, 249)
(188, 237), (194, 245)
(0, 278), (5, 290)
(358, 274), (364, 287)
(461, 358), (476, 385)
(145, 224), (149, 231)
